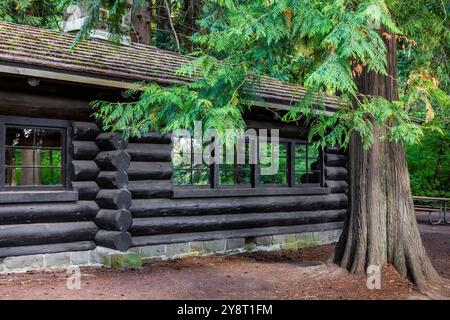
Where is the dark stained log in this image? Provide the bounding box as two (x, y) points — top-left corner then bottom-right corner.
(71, 160), (100, 181)
(326, 167), (347, 180)
(128, 180), (173, 199)
(131, 193), (348, 218)
(96, 132), (128, 151)
(173, 186), (330, 198)
(0, 201), (99, 224)
(96, 171), (129, 189)
(0, 191), (78, 203)
(326, 180), (348, 193)
(96, 189), (132, 210)
(95, 209), (133, 232)
(325, 145), (346, 155)
(0, 241), (95, 258)
(72, 121), (101, 141)
(72, 181), (100, 200)
(129, 132), (172, 144)
(127, 162), (172, 180)
(95, 230), (131, 252)
(0, 90), (91, 120)
(131, 221), (344, 247)
(245, 120), (308, 139)
(72, 141), (100, 160)
(0, 222), (98, 247)
(130, 209), (346, 236)
(325, 154), (347, 167)
(126, 143), (172, 162)
(95, 150), (131, 171)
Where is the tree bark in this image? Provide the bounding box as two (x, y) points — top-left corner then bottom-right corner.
(131, 0), (152, 45)
(333, 29), (441, 291)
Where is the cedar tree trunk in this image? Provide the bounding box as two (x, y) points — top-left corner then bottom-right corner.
(131, 0), (152, 45)
(333, 29), (441, 291)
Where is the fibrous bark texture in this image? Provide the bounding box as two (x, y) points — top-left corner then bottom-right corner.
(333, 29), (440, 291)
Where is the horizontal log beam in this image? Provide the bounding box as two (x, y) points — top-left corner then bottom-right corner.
(130, 209), (346, 236)
(129, 132), (172, 144)
(126, 143), (171, 162)
(95, 150), (131, 171)
(96, 189), (132, 210)
(72, 141), (100, 160)
(326, 167), (347, 180)
(131, 193), (348, 218)
(72, 122), (100, 141)
(72, 181), (100, 200)
(326, 180), (348, 193)
(96, 171), (129, 189)
(71, 160), (100, 181)
(128, 180), (172, 199)
(95, 230), (131, 252)
(0, 222), (98, 247)
(96, 132), (128, 151)
(127, 162), (172, 180)
(95, 209), (133, 232)
(325, 154), (347, 167)
(0, 201), (99, 224)
(0, 241), (95, 258)
(325, 145), (346, 155)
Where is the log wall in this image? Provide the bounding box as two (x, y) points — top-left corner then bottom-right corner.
(127, 131), (348, 248)
(0, 121), (102, 257)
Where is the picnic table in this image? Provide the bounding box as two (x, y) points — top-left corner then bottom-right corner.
(413, 196), (450, 225)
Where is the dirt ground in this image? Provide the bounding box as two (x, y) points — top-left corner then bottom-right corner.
(0, 222), (449, 300)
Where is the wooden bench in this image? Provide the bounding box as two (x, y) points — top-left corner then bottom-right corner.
(413, 196), (450, 225)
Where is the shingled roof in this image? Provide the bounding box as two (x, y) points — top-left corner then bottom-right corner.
(0, 21), (342, 111)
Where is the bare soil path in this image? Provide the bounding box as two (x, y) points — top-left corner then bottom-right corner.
(0, 223), (448, 300)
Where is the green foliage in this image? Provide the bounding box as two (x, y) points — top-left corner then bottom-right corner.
(0, 0), (65, 29)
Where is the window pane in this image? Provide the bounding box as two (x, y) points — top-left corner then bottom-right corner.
(5, 167), (35, 186)
(192, 169), (209, 186)
(259, 142), (288, 185)
(4, 126), (64, 188)
(295, 144), (307, 184)
(36, 149), (62, 167)
(295, 143), (320, 185)
(308, 147), (320, 175)
(39, 167), (62, 186)
(35, 129), (62, 148)
(173, 170), (191, 185)
(5, 127), (34, 147)
(5, 148), (24, 166)
(219, 141), (252, 186)
(172, 137), (210, 186)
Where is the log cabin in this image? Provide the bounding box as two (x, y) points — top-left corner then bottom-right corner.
(0, 21), (348, 268)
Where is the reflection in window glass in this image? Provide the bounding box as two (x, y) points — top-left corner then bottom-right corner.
(172, 137), (210, 186)
(219, 142), (252, 186)
(295, 143), (320, 184)
(259, 142), (288, 185)
(4, 127), (63, 187)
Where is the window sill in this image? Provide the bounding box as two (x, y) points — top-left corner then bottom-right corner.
(173, 186), (330, 198)
(0, 191), (79, 204)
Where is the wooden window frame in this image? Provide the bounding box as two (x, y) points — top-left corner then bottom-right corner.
(0, 116), (72, 192)
(173, 136), (328, 197)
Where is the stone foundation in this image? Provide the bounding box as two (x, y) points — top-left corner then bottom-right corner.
(0, 229), (342, 273)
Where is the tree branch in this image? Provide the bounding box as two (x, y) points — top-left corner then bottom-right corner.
(163, 0), (181, 53)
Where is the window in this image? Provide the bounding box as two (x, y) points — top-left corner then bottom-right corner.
(172, 137), (210, 187)
(259, 142), (289, 185)
(0, 117), (71, 191)
(173, 136), (322, 190)
(219, 142), (252, 186)
(294, 143), (320, 184)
